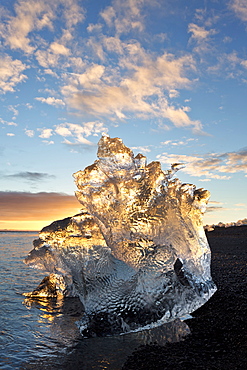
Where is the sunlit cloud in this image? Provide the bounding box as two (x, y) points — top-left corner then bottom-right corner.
(206, 206), (225, 213)
(38, 128), (53, 139)
(55, 121), (108, 145)
(229, 0), (247, 22)
(157, 148), (247, 180)
(205, 200), (226, 213)
(0, 0), (85, 54)
(35, 96), (65, 107)
(0, 0), (55, 53)
(50, 41), (70, 55)
(0, 54), (28, 93)
(188, 23), (217, 40)
(188, 22), (218, 55)
(62, 46), (202, 132)
(100, 0), (149, 34)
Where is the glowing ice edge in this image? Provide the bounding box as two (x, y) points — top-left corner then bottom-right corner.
(24, 135), (217, 337)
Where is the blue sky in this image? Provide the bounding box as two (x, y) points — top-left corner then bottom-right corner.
(0, 0), (247, 230)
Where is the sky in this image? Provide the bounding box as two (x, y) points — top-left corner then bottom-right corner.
(0, 0), (247, 230)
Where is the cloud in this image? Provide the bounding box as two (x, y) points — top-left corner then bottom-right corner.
(4, 172), (55, 182)
(42, 140), (54, 145)
(62, 0), (85, 28)
(0, 0), (85, 54)
(8, 104), (19, 116)
(241, 60), (247, 68)
(0, 54), (28, 93)
(35, 96), (65, 107)
(161, 138), (197, 146)
(0, 191), (80, 221)
(62, 46), (202, 132)
(100, 0), (149, 34)
(0, 0), (55, 53)
(0, 118), (18, 126)
(229, 0), (247, 22)
(206, 206), (225, 213)
(50, 41), (70, 55)
(131, 145), (151, 153)
(35, 39), (72, 70)
(207, 51), (247, 79)
(188, 23), (217, 40)
(38, 128), (53, 138)
(209, 201), (224, 205)
(188, 23), (217, 55)
(25, 129), (35, 137)
(55, 121), (108, 145)
(157, 147), (247, 180)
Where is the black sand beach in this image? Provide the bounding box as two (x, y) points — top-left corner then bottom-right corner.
(122, 225), (247, 370)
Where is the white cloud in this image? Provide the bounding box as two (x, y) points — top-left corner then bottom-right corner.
(0, 0), (55, 53)
(25, 103), (33, 109)
(35, 96), (65, 107)
(7, 133), (15, 136)
(241, 60), (247, 68)
(169, 89), (179, 98)
(100, 0), (150, 34)
(0, 0), (85, 54)
(42, 140), (54, 145)
(87, 23), (103, 33)
(35, 49), (60, 69)
(157, 148), (247, 180)
(0, 55), (28, 93)
(55, 125), (72, 137)
(50, 41), (70, 55)
(62, 46), (202, 132)
(25, 129), (35, 137)
(131, 146), (151, 153)
(188, 23), (217, 55)
(229, 0), (247, 22)
(103, 36), (124, 55)
(0, 118), (18, 126)
(8, 105), (19, 116)
(76, 64), (105, 87)
(62, 0), (85, 28)
(36, 40), (70, 69)
(63, 137), (93, 146)
(39, 128), (53, 139)
(55, 121), (108, 145)
(188, 23), (216, 40)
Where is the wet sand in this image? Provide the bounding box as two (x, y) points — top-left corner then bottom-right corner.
(122, 225), (247, 370)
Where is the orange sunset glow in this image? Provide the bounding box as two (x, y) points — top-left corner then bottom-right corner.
(0, 192), (81, 231)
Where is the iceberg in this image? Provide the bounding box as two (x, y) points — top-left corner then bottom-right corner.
(24, 135), (216, 337)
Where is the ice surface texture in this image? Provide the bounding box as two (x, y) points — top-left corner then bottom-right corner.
(25, 135), (216, 336)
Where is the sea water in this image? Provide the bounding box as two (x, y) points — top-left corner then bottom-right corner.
(0, 232), (190, 370)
